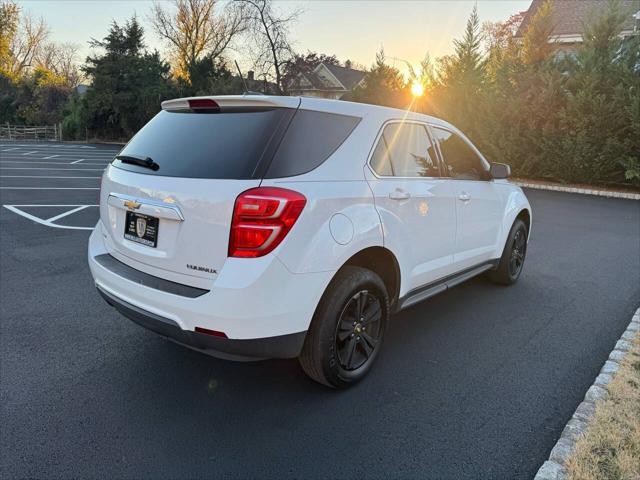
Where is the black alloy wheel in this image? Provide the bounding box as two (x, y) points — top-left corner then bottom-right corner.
(299, 266), (390, 388)
(334, 290), (383, 371)
(488, 218), (528, 285)
(509, 228), (527, 277)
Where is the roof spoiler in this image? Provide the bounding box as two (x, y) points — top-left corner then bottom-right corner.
(161, 95), (300, 112)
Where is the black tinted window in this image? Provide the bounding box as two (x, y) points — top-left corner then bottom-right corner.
(370, 122), (439, 177)
(265, 110), (360, 178)
(113, 109), (291, 179)
(432, 127), (487, 180)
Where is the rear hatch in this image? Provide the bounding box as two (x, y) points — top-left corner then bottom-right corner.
(99, 96), (299, 287)
(99, 96), (361, 288)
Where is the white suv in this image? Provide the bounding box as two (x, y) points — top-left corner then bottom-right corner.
(88, 95), (531, 388)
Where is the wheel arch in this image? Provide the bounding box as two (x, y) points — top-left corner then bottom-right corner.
(516, 208), (532, 239)
(338, 246), (401, 308)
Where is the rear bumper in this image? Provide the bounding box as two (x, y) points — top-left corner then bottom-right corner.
(89, 221), (333, 359)
(97, 286), (306, 359)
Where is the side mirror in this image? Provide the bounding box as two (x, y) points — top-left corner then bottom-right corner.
(490, 162), (510, 179)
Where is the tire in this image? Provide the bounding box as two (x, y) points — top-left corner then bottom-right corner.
(488, 218), (528, 285)
(299, 266), (390, 389)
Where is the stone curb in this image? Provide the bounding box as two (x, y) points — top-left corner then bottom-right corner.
(513, 181), (640, 200)
(533, 307), (640, 480)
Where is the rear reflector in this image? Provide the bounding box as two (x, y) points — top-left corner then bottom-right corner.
(229, 187), (306, 258)
(195, 326), (228, 338)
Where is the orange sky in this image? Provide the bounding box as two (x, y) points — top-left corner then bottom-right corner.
(17, 0), (532, 75)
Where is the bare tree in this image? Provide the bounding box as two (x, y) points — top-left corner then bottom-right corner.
(149, 0), (246, 79)
(36, 42), (81, 86)
(0, 0), (48, 77)
(238, 0), (301, 94)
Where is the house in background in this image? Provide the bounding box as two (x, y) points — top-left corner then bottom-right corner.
(287, 62), (366, 100)
(243, 70), (279, 95)
(516, 0), (640, 57)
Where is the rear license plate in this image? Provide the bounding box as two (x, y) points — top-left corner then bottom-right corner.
(124, 211), (159, 248)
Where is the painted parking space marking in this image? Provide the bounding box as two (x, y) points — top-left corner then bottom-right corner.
(2, 204), (98, 230)
(0, 142), (111, 230)
(1, 156), (111, 161)
(0, 167), (105, 171)
(0, 187), (100, 190)
(1, 161), (107, 166)
(0, 176), (101, 179)
(1, 154), (114, 159)
(45, 205), (91, 222)
(1, 154), (114, 160)
(0, 144), (98, 149)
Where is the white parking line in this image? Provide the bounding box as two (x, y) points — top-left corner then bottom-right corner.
(0, 175), (101, 178)
(2, 204), (97, 231)
(0, 167), (105, 171)
(0, 144), (96, 148)
(70, 159), (84, 164)
(5, 204), (99, 207)
(44, 145), (97, 149)
(0, 158), (112, 164)
(21, 151), (37, 155)
(2, 147), (19, 152)
(43, 155), (60, 159)
(46, 205), (90, 222)
(1, 153), (114, 158)
(1, 161), (106, 166)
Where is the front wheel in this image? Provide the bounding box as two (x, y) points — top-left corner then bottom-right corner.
(299, 266), (389, 388)
(488, 218), (528, 285)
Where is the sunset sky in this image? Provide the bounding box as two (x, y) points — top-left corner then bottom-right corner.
(16, 0), (532, 74)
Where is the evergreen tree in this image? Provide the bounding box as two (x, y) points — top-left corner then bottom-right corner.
(429, 6), (487, 146)
(348, 48), (408, 108)
(77, 17), (173, 140)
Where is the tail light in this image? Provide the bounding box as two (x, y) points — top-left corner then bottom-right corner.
(188, 98), (219, 112)
(229, 187), (306, 258)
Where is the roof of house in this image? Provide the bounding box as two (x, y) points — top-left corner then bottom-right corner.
(322, 64), (366, 90)
(288, 62), (366, 93)
(516, 0), (640, 38)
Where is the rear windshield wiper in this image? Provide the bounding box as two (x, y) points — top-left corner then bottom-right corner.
(115, 154), (159, 171)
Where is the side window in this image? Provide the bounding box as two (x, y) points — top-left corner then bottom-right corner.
(370, 123), (440, 177)
(265, 110), (360, 178)
(431, 127), (487, 180)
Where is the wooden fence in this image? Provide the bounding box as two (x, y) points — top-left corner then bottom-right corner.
(0, 124), (61, 141)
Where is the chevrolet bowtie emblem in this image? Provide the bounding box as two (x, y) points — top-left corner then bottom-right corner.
(124, 199), (141, 210)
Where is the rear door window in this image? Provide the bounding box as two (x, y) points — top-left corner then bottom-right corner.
(370, 122), (440, 177)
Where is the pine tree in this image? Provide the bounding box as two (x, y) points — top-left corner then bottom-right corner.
(78, 16), (174, 140)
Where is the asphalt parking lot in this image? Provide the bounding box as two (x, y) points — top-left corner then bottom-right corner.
(1, 140), (639, 479)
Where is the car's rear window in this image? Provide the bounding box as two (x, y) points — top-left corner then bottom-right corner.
(113, 109), (292, 179)
(113, 107), (360, 179)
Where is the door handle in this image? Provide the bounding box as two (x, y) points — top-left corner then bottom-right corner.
(389, 189), (411, 200)
(458, 192), (471, 202)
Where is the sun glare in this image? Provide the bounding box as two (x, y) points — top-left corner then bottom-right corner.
(411, 81), (424, 97)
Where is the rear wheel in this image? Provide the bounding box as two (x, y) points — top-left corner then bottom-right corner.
(488, 219), (528, 285)
(299, 266), (389, 388)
